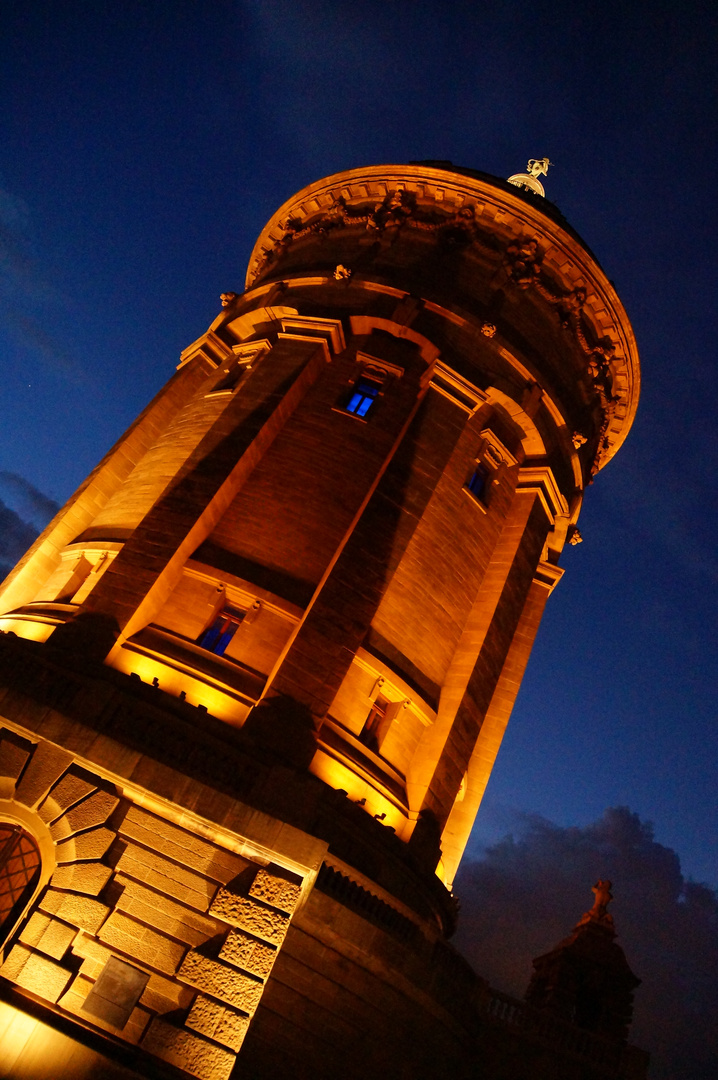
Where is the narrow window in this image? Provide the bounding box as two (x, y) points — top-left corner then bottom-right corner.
(345, 376), (382, 418)
(0, 824), (41, 943)
(197, 608), (245, 656)
(360, 695), (389, 751)
(466, 464), (489, 501)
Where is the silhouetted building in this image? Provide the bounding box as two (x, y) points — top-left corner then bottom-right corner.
(0, 162), (645, 1078)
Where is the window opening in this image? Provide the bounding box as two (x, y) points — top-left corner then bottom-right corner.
(345, 376), (382, 418)
(466, 464), (490, 501)
(360, 695), (389, 751)
(197, 608), (245, 656)
(211, 363), (245, 394)
(0, 824), (41, 941)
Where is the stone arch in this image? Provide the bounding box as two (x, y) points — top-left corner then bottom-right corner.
(0, 800), (55, 957)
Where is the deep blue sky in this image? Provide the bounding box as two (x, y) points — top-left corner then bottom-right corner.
(1, 0), (716, 907)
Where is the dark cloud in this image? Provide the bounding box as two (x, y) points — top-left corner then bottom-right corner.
(0, 500), (39, 579)
(0, 472), (59, 532)
(0, 179), (86, 381)
(454, 807), (718, 1080)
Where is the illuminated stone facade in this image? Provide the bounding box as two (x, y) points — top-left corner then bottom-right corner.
(0, 163), (644, 1079)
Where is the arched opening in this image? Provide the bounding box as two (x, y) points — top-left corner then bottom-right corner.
(0, 824), (41, 947)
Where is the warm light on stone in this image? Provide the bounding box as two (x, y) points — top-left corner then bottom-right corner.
(0, 162), (644, 1079)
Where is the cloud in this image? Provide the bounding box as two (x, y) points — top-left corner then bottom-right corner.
(453, 807), (718, 1080)
(0, 474), (59, 580)
(0, 472), (60, 532)
(0, 500), (40, 580)
(0, 178), (86, 381)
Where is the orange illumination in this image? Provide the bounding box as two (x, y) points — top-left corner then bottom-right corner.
(310, 750), (408, 836)
(109, 650), (249, 726)
(0, 617), (54, 642)
(0, 1003), (54, 1070)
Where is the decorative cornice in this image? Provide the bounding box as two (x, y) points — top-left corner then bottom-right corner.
(516, 466), (569, 524)
(245, 165), (639, 471)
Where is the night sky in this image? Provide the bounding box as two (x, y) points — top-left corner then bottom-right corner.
(2, 4), (717, 1075)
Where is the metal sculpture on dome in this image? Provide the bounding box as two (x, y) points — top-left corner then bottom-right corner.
(508, 156), (553, 196)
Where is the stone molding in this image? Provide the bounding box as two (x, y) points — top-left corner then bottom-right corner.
(245, 164), (639, 471)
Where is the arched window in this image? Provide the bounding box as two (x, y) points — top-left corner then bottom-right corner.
(0, 824), (41, 943)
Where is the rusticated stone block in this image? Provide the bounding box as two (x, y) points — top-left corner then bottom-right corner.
(19, 911), (76, 960)
(71, 933), (194, 1011)
(121, 806), (247, 882)
(40, 889), (110, 933)
(55, 826), (114, 863)
(0, 942), (31, 980)
(178, 951), (263, 1013)
(0, 732), (30, 776)
(50, 861), (112, 895)
(219, 929), (277, 979)
(115, 875), (224, 946)
(71, 934), (114, 968)
(114, 843), (217, 911)
(140, 980), (195, 1015)
(209, 890), (290, 944)
(99, 912), (186, 975)
(38, 773), (95, 823)
(50, 789), (119, 840)
(249, 865), (302, 913)
(186, 995), (249, 1052)
(59, 974), (151, 1043)
(14, 741), (72, 809)
(0, 735), (30, 797)
(141, 1018), (235, 1080)
(1, 943), (72, 1002)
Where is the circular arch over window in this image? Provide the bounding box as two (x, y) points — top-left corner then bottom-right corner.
(0, 823), (41, 941)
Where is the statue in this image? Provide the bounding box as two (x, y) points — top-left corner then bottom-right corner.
(589, 879), (613, 920)
(507, 157), (553, 197)
(527, 157), (553, 179)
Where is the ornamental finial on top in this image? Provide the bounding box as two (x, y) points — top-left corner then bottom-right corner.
(527, 157), (552, 178)
(507, 156), (554, 197)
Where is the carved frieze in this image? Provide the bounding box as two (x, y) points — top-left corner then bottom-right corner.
(244, 166), (639, 472)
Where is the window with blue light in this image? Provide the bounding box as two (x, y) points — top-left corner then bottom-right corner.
(466, 464), (490, 501)
(197, 608), (245, 656)
(345, 376), (381, 418)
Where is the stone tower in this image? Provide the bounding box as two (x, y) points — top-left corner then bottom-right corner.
(0, 163), (641, 1080)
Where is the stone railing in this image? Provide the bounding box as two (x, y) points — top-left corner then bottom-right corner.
(480, 988), (627, 1074)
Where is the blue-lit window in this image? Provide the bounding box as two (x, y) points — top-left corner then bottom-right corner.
(197, 608), (245, 656)
(345, 377), (381, 418)
(466, 464), (489, 501)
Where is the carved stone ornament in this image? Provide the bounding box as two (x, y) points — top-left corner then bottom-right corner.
(479, 429), (517, 468)
(334, 264), (352, 280)
(220, 292), (239, 308)
(480, 322), (497, 338)
(244, 166), (638, 475)
(572, 432), (587, 449)
(505, 237), (542, 289)
(567, 526), (583, 546)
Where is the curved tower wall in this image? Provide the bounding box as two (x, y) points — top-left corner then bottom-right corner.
(0, 165), (639, 891)
(0, 164), (644, 1080)
(0, 164), (639, 885)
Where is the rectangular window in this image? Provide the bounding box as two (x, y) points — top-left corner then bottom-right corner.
(197, 608), (245, 656)
(466, 464), (489, 500)
(345, 376), (381, 418)
(359, 695), (389, 751)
